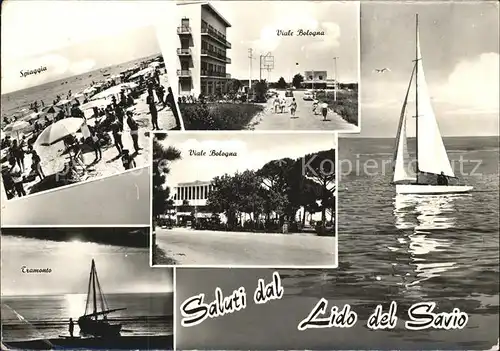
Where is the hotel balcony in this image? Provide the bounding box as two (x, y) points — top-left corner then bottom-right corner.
(177, 69), (191, 78)
(177, 48), (192, 56)
(200, 26), (231, 49)
(201, 70), (231, 79)
(177, 26), (192, 35)
(201, 49), (231, 64)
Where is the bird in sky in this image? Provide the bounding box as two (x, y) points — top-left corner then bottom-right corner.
(374, 68), (391, 73)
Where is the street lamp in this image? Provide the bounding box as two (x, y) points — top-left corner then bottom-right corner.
(333, 57), (339, 101)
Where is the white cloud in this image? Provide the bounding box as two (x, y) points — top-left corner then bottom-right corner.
(251, 3), (340, 53)
(438, 52), (499, 113)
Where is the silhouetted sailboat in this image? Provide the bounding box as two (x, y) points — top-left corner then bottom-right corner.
(78, 259), (126, 337)
(392, 14), (473, 195)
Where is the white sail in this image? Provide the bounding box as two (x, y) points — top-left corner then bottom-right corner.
(416, 31), (455, 177)
(393, 65), (417, 183)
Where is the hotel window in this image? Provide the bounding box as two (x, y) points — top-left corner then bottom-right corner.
(181, 18), (189, 27)
(319, 75), (323, 80)
(202, 41), (208, 50)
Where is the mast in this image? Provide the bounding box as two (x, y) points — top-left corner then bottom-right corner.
(415, 14), (419, 177)
(91, 259), (97, 319)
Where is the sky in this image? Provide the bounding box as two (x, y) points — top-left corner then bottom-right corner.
(360, 1), (499, 137)
(1, 234), (173, 296)
(1, 1), (169, 94)
(161, 133), (336, 188)
(210, 1), (359, 83)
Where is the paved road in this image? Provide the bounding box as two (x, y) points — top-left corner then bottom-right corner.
(155, 228), (336, 266)
(247, 90), (358, 131)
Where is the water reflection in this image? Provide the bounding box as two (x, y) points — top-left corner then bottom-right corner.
(392, 193), (471, 292)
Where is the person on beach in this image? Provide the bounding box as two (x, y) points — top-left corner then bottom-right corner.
(8, 157), (25, 197)
(147, 89), (160, 130)
(321, 101), (328, 121)
(126, 111), (141, 153)
(120, 90), (127, 107)
(69, 318), (74, 338)
(156, 85), (165, 107)
(121, 149), (136, 170)
(111, 119), (124, 155)
(289, 98), (297, 117)
(82, 118), (102, 162)
(114, 105), (125, 131)
(30, 149), (45, 180)
(165, 87), (182, 130)
(274, 96), (280, 113)
(10, 140), (25, 172)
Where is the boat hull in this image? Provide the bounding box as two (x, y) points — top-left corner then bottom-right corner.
(396, 184), (473, 195)
(78, 318), (122, 337)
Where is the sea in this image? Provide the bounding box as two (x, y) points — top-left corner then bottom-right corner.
(1, 293), (173, 341)
(0, 53), (160, 124)
(175, 136), (499, 350)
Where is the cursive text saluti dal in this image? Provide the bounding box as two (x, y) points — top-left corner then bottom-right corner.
(276, 29), (325, 37)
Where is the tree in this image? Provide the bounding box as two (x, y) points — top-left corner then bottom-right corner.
(277, 77), (287, 89)
(292, 73), (304, 89)
(253, 79), (268, 102)
(227, 79), (242, 94)
(152, 133), (182, 232)
(302, 149), (336, 227)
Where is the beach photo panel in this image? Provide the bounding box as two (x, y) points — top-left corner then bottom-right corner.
(151, 132), (338, 267)
(1, 1), (184, 209)
(1, 227), (174, 350)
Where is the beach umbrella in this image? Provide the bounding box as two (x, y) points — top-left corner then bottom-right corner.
(80, 99), (110, 110)
(83, 87), (97, 94)
(120, 82), (138, 89)
(111, 74), (122, 79)
(3, 120), (31, 140)
(149, 62), (161, 68)
(23, 112), (43, 122)
(91, 84), (133, 100)
(130, 67), (154, 79)
(42, 105), (62, 114)
(73, 92), (85, 98)
(3, 120), (30, 133)
(35, 117), (84, 146)
(56, 99), (71, 106)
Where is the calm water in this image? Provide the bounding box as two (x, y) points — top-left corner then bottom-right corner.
(175, 136), (499, 350)
(1, 293), (173, 341)
(0, 53), (159, 122)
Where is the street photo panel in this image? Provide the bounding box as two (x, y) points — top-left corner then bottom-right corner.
(1, 1), (182, 203)
(172, 1), (360, 131)
(1, 227), (173, 350)
(152, 132), (337, 267)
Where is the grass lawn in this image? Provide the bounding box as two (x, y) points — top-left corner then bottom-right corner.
(316, 88), (358, 126)
(179, 103), (264, 130)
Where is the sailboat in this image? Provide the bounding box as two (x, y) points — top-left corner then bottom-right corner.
(392, 14), (473, 195)
(77, 259), (126, 337)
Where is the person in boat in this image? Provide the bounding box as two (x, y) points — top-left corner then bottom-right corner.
(437, 171), (449, 186)
(69, 318), (74, 338)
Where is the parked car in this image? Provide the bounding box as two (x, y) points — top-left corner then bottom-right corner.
(285, 89), (293, 97)
(303, 91), (314, 101)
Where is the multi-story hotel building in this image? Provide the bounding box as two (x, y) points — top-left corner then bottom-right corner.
(176, 2), (232, 97)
